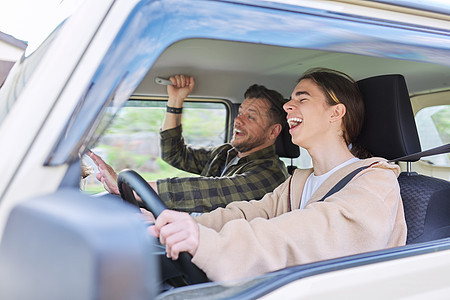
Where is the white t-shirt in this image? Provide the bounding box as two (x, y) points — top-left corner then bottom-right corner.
(299, 157), (360, 209)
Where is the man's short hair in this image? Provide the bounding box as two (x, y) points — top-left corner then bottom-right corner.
(244, 84), (287, 127)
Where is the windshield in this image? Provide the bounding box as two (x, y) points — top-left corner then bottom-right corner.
(0, 23), (63, 126)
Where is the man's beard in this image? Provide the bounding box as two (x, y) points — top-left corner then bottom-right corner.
(231, 134), (267, 153)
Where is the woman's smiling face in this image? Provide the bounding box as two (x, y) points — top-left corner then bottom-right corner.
(284, 78), (336, 149)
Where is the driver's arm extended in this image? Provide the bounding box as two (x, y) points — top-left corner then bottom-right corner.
(148, 175), (291, 261)
(150, 165), (404, 283)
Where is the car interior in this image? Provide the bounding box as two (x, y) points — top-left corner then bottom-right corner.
(0, 35), (449, 298)
(135, 39), (450, 177)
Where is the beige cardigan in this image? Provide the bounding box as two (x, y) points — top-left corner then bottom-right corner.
(192, 157), (407, 282)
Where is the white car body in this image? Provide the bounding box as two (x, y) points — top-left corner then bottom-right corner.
(0, 0), (449, 299)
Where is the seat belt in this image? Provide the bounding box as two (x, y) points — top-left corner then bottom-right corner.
(388, 143), (450, 163)
(317, 143), (450, 203)
(317, 165), (371, 202)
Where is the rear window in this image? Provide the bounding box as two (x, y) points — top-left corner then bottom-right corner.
(83, 99), (229, 193)
(415, 104), (450, 167)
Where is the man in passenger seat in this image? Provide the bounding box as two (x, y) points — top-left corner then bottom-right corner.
(89, 74), (289, 213)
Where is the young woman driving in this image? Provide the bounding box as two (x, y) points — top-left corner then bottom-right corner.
(148, 68), (407, 282)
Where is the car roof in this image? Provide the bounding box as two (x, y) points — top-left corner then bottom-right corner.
(136, 38), (450, 103)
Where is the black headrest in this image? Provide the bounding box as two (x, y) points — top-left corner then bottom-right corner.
(356, 74), (421, 161)
(276, 124), (300, 158)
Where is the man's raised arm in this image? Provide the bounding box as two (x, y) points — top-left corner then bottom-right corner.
(162, 75), (195, 131)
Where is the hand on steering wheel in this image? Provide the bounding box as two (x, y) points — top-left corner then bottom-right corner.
(117, 169), (208, 285)
(152, 210), (199, 260)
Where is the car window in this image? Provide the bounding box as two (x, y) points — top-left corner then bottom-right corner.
(83, 99), (229, 194)
(415, 104), (450, 167)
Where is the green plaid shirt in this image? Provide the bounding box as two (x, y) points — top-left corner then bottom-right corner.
(157, 126), (289, 212)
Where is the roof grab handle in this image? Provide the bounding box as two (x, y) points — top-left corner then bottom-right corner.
(154, 77), (173, 85)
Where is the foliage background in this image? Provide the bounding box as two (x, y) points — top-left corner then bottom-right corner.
(84, 100), (227, 193)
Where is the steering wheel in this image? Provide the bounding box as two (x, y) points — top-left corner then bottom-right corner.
(117, 169), (209, 285)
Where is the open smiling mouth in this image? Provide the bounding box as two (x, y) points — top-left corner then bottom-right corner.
(287, 117), (303, 129)
(234, 128), (245, 136)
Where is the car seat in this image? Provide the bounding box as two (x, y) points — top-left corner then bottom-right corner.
(356, 74), (450, 244)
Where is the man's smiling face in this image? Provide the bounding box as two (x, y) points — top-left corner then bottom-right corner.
(231, 97), (273, 156)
